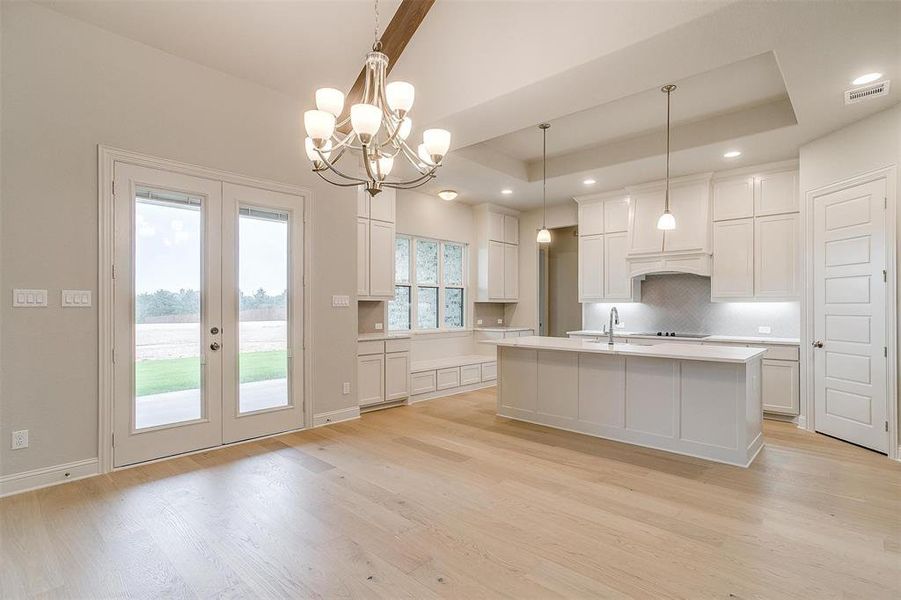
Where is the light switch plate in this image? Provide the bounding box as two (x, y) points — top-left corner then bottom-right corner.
(758, 326), (772, 334)
(477, 319), (483, 325)
(62, 290), (92, 307)
(13, 289), (47, 307)
(332, 295), (350, 307)
(496, 318), (503, 324)
(374, 323), (383, 330)
(342, 382), (351, 395)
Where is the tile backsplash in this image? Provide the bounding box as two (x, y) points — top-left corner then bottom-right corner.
(583, 274), (800, 338)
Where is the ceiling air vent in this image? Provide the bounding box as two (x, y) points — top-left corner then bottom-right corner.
(844, 80), (890, 105)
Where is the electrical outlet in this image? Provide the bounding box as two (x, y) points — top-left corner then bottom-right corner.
(374, 323), (383, 330)
(477, 319), (483, 325)
(11, 430), (28, 450)
(758, 326), (772, 334)
(342, 382), (351, 395)
(497, 318), (503, 325)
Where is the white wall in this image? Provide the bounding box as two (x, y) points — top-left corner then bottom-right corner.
(0, 3), (358, 477)
(799, 103), (901, 433)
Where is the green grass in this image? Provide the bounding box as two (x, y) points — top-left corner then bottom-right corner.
(135, 350), (287, 396)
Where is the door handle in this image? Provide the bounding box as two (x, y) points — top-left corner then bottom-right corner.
(812, 341), (824, 348)
(210, 342), (221, 351)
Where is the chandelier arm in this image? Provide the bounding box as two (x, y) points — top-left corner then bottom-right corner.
(316, 170), (367, 188)
(315, 150), (369, 184)
(382, 175), (437, 191)
(396, 141), (436, 174)
(362, 143), (379, 183)
(383, 165), (439, 188)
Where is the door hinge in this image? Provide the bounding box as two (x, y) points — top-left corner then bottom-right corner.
(884, 346), (888, 358)
(886, 421), (889, 432)
(112, 264), (116, 279)
(112, 432), (116, 447)
(884, 270), (887, 282)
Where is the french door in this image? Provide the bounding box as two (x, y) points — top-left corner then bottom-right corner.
(113, 164), (304, 467)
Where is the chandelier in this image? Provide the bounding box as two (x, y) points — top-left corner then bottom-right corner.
(302, 0), (451, 196)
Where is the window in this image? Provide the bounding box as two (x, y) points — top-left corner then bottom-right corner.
(388, 235), (466, 331)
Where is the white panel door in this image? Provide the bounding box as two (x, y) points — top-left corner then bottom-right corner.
(504, 243), (518, 300)
(628, 189), (665, 255)
(604, 232), (632, 300)
(368, 220), (395, 298)
(487, 241), (505, 299)
(755, 213), (799, 299)
(664, 181), (709, 253)
(814, 178), (887, 453)
(579, 234), (604, 301)
(712, 218), (754, 299)
(356, 217), (369, 296)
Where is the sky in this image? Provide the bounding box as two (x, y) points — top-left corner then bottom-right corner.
(135, 201), (288, 295)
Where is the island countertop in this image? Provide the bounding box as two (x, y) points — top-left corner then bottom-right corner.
(495, 336), (766, 364)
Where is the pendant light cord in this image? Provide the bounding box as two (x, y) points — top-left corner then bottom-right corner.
(665, 86), (671, 212)
(542, 125), (547, 228)
(373, 0), (381, 50)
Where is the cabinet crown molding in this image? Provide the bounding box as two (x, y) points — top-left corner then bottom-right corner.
(626, 172), (713, 194)
(573, 189), (630, 205)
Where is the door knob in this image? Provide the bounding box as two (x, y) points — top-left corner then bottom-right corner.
(812, 341), (824, 348)
(210, 342), (221, 351)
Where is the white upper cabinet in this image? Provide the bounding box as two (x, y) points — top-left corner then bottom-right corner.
(357, 187), (396, 300)
(711, 219), (754, 299)
(504, 215), (519, 245)
(755, 213), (799, 299)
(357, 190), (370, 218)
(488, 211), (505, 242)
(663, 180), (710, 254)
(713, 177), (754, 221)
(575, 192), (638, 303)
(579, 202), (605, 236)
(604, 232), (632, 299)
(356, 218), (369, 296)
(755, 170), (799, 216)
(369, 187), (396, 222)
(504, 243), (518, 300)
(487, 241), (505, 300)
(578, 234), (604, 302)
(604, 197), (629, 233)
(627, 188), (666, 255)
(368, 220), (396, 298)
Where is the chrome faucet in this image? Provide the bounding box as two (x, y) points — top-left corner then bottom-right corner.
(608, 307), (619, 345)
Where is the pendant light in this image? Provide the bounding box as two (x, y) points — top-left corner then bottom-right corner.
(657, 84), (677, 231)
(536, 123), (552, 244)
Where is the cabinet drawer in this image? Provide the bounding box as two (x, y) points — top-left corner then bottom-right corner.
(385, 338), (411, 353)
(760, 345), (799, 361)
(357, 340), (385, 355)
(411, 371), (437, 395)
(460, 364), (481, 385)
(436, 367), (461, 390)
(481, 362), (497, 381)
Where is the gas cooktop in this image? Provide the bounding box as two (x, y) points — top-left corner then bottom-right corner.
(633, 332), (710, 339)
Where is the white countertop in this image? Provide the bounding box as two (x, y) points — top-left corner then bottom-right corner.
(357, 332), (412, 342)
(475, 327), (533, 332)
(497, 336), (766, 364)
(566, 330), (800, 346)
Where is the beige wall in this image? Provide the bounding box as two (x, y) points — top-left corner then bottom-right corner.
(547, 226), (581, 337)
(0, 3), (358, 476)
(799, 103), (901, 435)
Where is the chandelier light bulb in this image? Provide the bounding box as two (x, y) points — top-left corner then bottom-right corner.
(536, 227), (552, 244)
(656, 210), (676, 230)
(315, 87), (345, 118)
(417, 143), (436, 166)
(351, 103), (382, 143)
(386, 81), (415, 114)
(305, 137), (332, 164)
(423, 128), (451, 161)
(397, 117), (412, 141)
(370, 155), (394, 178)
(304, 110), (336, 143)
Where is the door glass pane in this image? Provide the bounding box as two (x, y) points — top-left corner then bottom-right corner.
(238, 207), (289, 414)
(418, 286), (438, 329)
(388, 285), (411, 330)
(444, 243), (464, 286)
(416, 239), (439, 285)
(134, 188), (202, 430)
(395, 237), (410, 284)
(445, 288), (464, 328)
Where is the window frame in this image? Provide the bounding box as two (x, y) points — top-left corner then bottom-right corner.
(389, 234), (467, 333)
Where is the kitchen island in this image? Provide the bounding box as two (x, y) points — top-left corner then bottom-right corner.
(496, 336), (767, 467)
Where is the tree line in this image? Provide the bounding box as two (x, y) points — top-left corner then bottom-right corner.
(136, 288), (286, 323)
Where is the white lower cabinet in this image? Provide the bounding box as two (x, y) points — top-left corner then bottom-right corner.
(437, 367), (461, 390)
(385, 352), (410, 401)
(357, 339), (410, 408)
(481, 362), (497, 382)
(761, 359), (800, 415)
(460, 364), (481, 385)
(357, 354), (385, 407)
(411, 371), (437, 395)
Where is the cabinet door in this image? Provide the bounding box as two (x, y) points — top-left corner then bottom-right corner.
(356, 188), (369, 218)
(385, 351), (410, 401)
(357, 354), (384, 406)
(762, 359), (799, 415)
(604, 232), (632, 299)
(579, 202), (605, 236)
(579, 234), (604, 301)
(755, 170), (799, 216)
(755, 213), (799, 299)
(460, 364), (481, 385)
(663, 181), (710, 253)
(369, 187), (395, 223)
(357, 217), (369, 296)
(628, 189), (665, 255)
(604, 196), (630, 233)
(368, 220), (395, 298)
(504, 215), (519, 245)
(711, 219), (754, 299)
(488, 212), (505, 242)
(504, 243), (518, 300)
(713, 177), (754, 221)
(488, 241), (505, 299)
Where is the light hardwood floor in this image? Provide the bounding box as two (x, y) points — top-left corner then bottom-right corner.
(2, 387), (900, 599)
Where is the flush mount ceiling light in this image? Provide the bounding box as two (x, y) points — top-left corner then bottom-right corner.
(501, 189), (513, 195)
(656, 84), (677, 231)
(437, 190), (458, 201)
(723, 150), (742, 159)
(536, 123), (552, 245)
(303, 0), (450, 197)
(852, 72), (883, 85)
(583, 178), (597, 185)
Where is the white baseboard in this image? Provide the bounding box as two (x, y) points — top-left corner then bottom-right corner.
(312, 406), (360, 427)
(796, 415), (808, 429)
(0, 458), (99, 498)
(409, 381), (496, 404)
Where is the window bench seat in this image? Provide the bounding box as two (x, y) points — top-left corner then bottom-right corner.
(409, 355), (497, 402)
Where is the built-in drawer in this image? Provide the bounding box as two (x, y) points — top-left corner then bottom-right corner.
(760, 345), (799, 361)
(436, 367), (461, 390)
(481, 362), (497, 381)
(411, 370), (437, 395)
(460, 363), (481, 385)
(385, 338), (411, 353)
(357, 340), (385, 356)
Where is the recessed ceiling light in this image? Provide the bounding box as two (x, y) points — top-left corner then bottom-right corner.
(723, 150), (742, 159)
(437, 190), (458, 201)
(852, 72), (882, 86)
(501, 189), (513, 195)
(583, 178), (596, 185)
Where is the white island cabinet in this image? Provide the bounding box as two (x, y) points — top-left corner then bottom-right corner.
(496, 336), (766, 467)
